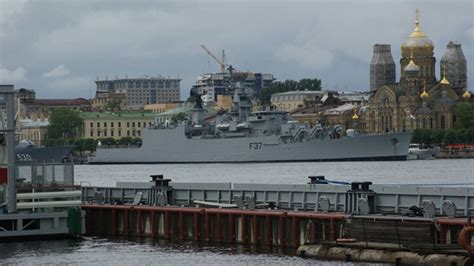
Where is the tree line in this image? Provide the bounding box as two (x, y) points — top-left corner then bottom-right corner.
(412, 102), (474, 145)
(412, 128), (474, 145)
(259, 78), (322, 105)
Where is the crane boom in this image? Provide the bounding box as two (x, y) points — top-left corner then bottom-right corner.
(201, 44), (226, 73)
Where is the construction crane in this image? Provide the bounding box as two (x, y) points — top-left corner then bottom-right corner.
(201, 44), (226, 73)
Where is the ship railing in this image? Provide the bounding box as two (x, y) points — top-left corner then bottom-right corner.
(15, 162), (75, 187)
(16, 190), (82, 211)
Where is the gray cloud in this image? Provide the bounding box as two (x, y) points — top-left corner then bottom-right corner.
(0, 0), (472, 99)
(43, 65), (71, 78)
(0, 66), (26, 83)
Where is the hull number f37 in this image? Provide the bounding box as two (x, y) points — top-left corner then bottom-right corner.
(249, 142), (263, 150)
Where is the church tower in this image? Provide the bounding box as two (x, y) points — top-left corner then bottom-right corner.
(440, 41), (467, 89)
(400, 10), (436, 86)
(402, 51), (422, 97)
(370, 44), (396, 92)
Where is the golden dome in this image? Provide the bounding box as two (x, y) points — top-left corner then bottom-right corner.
(401, 10), (434, 52)
(463, 90), (471, 99)
(352, 113), (359, 120)
(440, 72), (450, 85)
(420, 88), (429, 99)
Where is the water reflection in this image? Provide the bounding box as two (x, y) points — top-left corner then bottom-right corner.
(0, 237), (379, 265)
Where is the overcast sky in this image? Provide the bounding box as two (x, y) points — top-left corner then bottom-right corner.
(0, 0), (472, 99)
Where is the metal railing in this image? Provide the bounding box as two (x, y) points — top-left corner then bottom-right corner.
(81, 180), (474, 218)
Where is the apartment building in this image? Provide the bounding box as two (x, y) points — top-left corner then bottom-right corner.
(95, 76), (181, 110)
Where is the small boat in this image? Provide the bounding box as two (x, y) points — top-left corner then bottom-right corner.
(407, 143), (440, 160)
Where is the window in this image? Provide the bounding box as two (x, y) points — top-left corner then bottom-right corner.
(90, 122), (93, 128)
(132, 130), (136, 136)
(111, 122), (114, 127)
(132, 122), (135, 127)
(104, 122), (107, 127)
(111, 131), (114, 137)
(138, 122), (141, 127)
(118, 130), (121, 137)
(97, 131), (101, 137)
(127, 122), (130, 127)
(138, 130), (141, 136)
(97, 122), (100, 127)
(90, 131), (93, 137)
(104, 131), (107, 137)
(118, 122), (121, 127)
(127, 130), (130, 136)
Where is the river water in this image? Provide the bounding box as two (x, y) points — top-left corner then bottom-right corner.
(1, 159), (473, 265)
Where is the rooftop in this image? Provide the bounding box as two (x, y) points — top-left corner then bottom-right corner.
(80, 112), (157, 120)
(272, 90), (325, 97)
(20, 118), (49, 128)
(324, 103), (356, 115)
(27, 98), (90, 106)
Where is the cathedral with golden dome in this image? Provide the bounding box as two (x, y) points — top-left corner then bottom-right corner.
(364, 10), (471, 133)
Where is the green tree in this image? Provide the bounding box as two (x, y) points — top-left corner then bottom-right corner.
(454, 102), (474, 129)
(455, 129), (468, 144)
(74, 139), (86, 153)
(430, 129), (445, 145)
(259, 78), (322, 105)
(47, 108), (83, 142)
(118, 137), (133, 145)
(84, 138), (97, 152)
(298, 78), (322, 91)
(467, 127), (474, 143)
(444, 129), (456, 144)
(412, 129), (422, 144)
(100, 137), (116, 145)
(43, 138), (66, 147)
(186, 95), (197, 103)
(170, 112), (187, 124)
(132, 137), (142, 146)
(419, 129), (432, 145)
(105, 98), (123, 112)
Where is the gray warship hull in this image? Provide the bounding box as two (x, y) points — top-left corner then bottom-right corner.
(89, 126), (411, 164)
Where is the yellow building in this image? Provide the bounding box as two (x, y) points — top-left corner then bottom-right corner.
(91, 92), (126, 112)
(80, 112), (156, 139)
(216, 95), (233, 111)
(271, 91), (326, 112)
(143, 102), (182, 113)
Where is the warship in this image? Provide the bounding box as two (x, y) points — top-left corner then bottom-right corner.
(12, 140), (74, 165)
(89, 87), (411, 164)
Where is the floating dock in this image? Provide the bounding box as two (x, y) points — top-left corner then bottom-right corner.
(81, 175), (474, 265)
